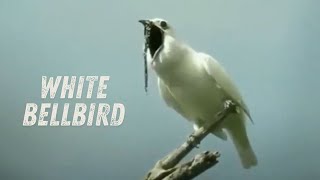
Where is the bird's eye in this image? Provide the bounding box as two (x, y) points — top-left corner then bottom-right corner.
(160, 21), (167, 28)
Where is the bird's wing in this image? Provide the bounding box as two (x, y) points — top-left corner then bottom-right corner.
(158, 77), (229, 140)
(198, 52), (253, 123)
(158, 78), (190, 120)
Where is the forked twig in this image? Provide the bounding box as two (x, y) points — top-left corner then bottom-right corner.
(145, 100), (237, 180)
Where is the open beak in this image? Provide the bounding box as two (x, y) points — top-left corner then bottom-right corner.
(138, 19), (151, 26)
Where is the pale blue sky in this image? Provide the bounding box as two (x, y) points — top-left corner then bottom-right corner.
(0, 0), (319, 179)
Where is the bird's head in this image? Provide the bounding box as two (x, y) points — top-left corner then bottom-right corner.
(138, 18), (175, 58)
(138, 18), (176, 93)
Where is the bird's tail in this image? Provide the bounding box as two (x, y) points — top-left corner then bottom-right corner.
(226, 116), (258, 169)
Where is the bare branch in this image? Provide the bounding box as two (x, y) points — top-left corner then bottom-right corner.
(163, 151), (220, 180)
(145, 100), (237, 180)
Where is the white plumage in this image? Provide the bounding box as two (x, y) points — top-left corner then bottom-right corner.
(140, 18), (257, 169)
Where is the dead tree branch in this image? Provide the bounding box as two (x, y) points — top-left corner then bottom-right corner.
(145, 100), (237, 180)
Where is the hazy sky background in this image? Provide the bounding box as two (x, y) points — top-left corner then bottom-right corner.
(0, 0), (319, 179)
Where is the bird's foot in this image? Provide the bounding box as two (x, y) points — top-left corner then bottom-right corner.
(224, 100), (237, 113)
(187, 134), (200, 148)
(215, 99), (237, 120)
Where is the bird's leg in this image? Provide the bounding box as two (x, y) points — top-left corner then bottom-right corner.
(187, 132), (200, 148)
(187, 122), (205, 148)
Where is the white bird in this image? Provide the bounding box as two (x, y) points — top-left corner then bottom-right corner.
(139, 18), (257, 169)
